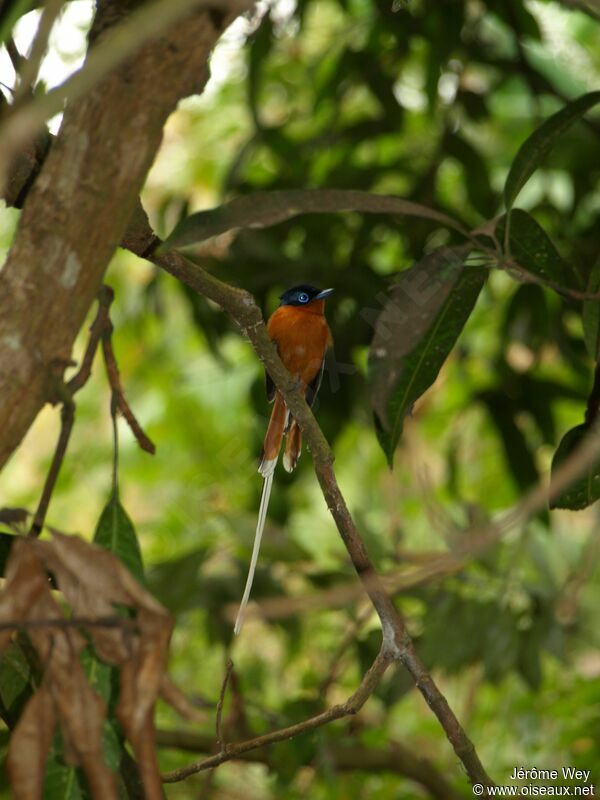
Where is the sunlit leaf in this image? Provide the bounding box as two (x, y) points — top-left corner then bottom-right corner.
(368, 246), (486, 466)
(504, 91), (600, 210)
(93, 492), (144, 585)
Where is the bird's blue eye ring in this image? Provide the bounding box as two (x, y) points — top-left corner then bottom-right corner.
(298, 292), (310, 303)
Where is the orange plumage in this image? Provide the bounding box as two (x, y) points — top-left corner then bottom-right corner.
(235, 285), (333, 634)
(260, 292), (332, 474)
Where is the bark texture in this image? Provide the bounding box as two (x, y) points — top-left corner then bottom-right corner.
(0, 2), (237, 468)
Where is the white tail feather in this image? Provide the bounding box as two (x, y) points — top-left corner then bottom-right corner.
(234, 470), (274, 635)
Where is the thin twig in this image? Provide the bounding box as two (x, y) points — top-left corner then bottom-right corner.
(29, 393), (75, 536)
(151, 244), (495, 794)
(67, 285), (114, 393)
(0, 0), (252, 174)
(162, 647), (392, 782)
(102, 324), (156, 455)
(228, 420), (600, 623)
(156, 724), (466, 800)
(0, 615), (137, 633)
(29, 287), (113, 537)
(5, 38), (23, 75)
(14, 0), (65, 104)
(28, 285), (154, 536)
(215, 658), (234, 751)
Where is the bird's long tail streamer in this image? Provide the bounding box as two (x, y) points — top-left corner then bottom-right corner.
(234, 470), (274, 635)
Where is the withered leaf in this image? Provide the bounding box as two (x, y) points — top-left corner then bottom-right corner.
(0, 532), (179, 800)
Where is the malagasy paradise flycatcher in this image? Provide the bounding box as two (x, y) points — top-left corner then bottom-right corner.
(234, 285), (334, 634)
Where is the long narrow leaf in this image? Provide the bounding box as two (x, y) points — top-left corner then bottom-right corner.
(368, 246), (486, 466)
(161, 189), (467, 250)
(583, 261), (600, 361)
(93, 492), (144, 584)
(504, 91), (600, 210)
(496, 209), (582, 291)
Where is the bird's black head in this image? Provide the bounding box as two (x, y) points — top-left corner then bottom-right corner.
(279, 285), (334, 307)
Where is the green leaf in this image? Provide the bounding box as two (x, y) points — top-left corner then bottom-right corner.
(368, 246), (486, 466)
(583, 261), (600, 361)
(550, 424), (600, 510)
(93, 492), (144, 584)
(0, 0), (37, 47)
(518, 628), (543, 692)
(42, 655), (122, 800)
(479, 389), (540, 495)
(0, 642), (34, 727)
(160, 189), (465, 250)
(496, 209), (582, 291)
(247, 9), (273, 130)
(502, 284), (549, 354)
(504, 91), (600, 210)
(146, 547), (209, 614)
(445, 132), (495, 217)
(43, 738), (85, 800)
(80, 647), (114, 706)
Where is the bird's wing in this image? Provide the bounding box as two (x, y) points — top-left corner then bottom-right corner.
(265, 370), (276, 403)
(306, 357), (325, 407)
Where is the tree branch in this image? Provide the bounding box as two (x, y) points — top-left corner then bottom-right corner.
(156, 725), (467, 800)
(162, 647), (393, 781)
(146, 242), (494, 793)
(12, 0), (64, 105)
(0, 0), (248, 470)
(7, 142), (600, 794)
(0, 0), (252, 172)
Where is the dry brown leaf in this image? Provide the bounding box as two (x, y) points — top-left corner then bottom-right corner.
(0, 532), (183, 799)
(7, 684), (56, 800)
(0, 537), (52, 655)
(2, 539), (117, 798)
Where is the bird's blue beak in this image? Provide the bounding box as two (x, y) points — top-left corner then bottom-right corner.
(315, 288), (334, 300)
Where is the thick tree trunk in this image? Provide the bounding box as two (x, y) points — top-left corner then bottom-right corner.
(0, 2), (243, 468)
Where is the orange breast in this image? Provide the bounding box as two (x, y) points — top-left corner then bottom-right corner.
(267, 304), (331, 386)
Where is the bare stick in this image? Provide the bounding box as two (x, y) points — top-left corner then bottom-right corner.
(29, 394), (75, 536)
(0, 615), (137, 633)
(14, 0), (65, 104)
(215, 658), (234, 751)
(102, 323), (156, 455)
(67, 285), (114, 393)
(157, 723), (465, 800)
(162, 647), (392, 782)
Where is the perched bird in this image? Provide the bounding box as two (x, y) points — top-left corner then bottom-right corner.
(234, 285), (334, 634)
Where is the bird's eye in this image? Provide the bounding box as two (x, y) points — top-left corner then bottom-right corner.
(298, 292), (309, 303)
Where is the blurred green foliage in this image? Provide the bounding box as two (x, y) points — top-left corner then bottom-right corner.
(1, 0), (600, 797)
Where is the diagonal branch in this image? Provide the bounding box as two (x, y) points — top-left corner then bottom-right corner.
(148, 242), (494, 794)
(12, 0), (65, 105)
(162, 646), (393, 781)
(157, 724), (467, 800)
(0, 0), (246, 470)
